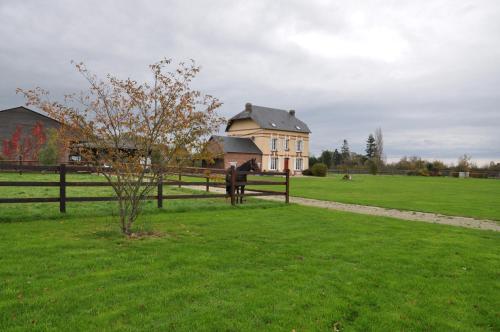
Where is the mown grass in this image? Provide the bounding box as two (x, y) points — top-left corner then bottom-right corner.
(1, 203), (499, 331)
(250, 174), (500, 221)
(0, 172), (499, 331)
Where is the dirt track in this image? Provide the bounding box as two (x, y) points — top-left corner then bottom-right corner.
(194, 186), (500, 232)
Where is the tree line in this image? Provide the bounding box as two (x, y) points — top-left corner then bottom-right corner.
(309, 128), (384, 174)
(309, 128), (500, 176)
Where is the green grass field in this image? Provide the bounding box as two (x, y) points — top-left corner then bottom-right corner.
(0, 173), (499, 330)
(252, 174), (500, 221)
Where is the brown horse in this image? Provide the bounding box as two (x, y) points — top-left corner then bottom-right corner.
(226, 158), (260, 204)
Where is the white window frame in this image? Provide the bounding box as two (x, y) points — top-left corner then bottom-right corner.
(284, 137), (289, 151)
(296, 139), (303, 152)
(229, 161), (237, 167)
(270, 157), (279, 170)
(295, 157), (303, 171)
(271, 137), (278, 151)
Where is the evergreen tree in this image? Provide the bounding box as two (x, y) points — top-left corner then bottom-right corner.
(340, 139), (350, 162)
(365, 134), (376, 159)
(332, 149), (342, 166)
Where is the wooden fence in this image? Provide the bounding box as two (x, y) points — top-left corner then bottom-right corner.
(0, 164), (289, 212)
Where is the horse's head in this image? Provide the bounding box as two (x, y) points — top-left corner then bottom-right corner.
(249, 158), (260, 172)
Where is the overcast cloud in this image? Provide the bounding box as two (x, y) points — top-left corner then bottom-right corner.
(1, 0), (499, 165)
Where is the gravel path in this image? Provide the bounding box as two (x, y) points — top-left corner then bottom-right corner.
(193, 186), (500, 232)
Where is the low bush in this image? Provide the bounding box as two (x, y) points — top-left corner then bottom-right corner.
(311, 163), (328, 177)
(302, 168), (312, 176)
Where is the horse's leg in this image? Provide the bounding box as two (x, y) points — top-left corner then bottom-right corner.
(240, 186), (245, 204)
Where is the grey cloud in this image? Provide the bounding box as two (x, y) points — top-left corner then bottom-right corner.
(1, 0), (499, 164)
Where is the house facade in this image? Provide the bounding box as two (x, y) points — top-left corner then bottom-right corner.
(226, 103), (311, 175)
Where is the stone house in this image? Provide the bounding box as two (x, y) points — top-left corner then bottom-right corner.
(225, 103), (311, 175)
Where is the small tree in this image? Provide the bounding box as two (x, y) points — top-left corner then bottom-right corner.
(319, 150), (333, 169)
(19, 59), (224, 235)
(308, 155), (318, 167)
(340, 139), (350, 164)
(365, 134), (376, 159)
(332, 149), (342, 167)
(456, 154), (472, 172)
(374, 127), (384, 165)
(38, 129), (60, 165)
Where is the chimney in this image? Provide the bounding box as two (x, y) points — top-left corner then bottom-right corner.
(245, 102), (252, 113)
(289, 109), (295, 116)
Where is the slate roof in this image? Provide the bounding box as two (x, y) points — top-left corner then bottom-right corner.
(210, 135), (262, 154)
(0, 106), (61, 124)
(226, 104), (311, 133)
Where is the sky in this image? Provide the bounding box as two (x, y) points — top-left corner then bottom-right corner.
(1, 0), (499, 166)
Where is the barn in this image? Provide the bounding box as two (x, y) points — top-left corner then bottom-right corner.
(203, 135), (262, 170)
(0, 106), (67, 162)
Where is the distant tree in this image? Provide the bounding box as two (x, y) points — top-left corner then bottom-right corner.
(332, 149), (342, 166)
(340, 139), (350, 163)
(374, 127), (384, 164)
(319, 150), (333, 169)
(489, 161), (500, 171)
(456, 154), (472, 172)
(365, 134), (376, 159)
(309, 155), (318, 167)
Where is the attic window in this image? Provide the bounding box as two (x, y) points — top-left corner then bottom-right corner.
(295, 125), (301, 130)
(270, 122), (277, 127)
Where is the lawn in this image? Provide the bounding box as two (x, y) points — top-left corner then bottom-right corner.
(0, 173), (499, 331)
(251, 174), (500, 221)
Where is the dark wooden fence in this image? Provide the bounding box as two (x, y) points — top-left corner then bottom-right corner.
(0, 164), (289, 212)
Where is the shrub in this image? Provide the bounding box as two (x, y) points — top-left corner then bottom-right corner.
(38, 129), (59, 165)
(302, 168), (312, 176)
(367, 159), (378, 175)
(311, 163), (328, 177)
(418, 168), (429, 176)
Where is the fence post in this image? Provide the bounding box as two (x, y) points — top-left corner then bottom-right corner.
(230, 165), (236, 206)
(178, 168), (182, 188)
(59, 163), (66, 213)
(157, 173), (163, 208)
(18, 156), (22, 175)
(285, 168), (290, 203)
(206, 176), (210, 192)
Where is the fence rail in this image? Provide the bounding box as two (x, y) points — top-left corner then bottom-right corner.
(0, 164), (289, 212)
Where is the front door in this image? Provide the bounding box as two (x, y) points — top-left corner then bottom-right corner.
(284, 157), (289, 171)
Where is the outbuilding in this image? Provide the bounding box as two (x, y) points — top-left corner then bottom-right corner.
(203, 135), (262, 170)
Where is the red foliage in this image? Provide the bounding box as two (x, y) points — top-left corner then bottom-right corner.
(1, 122), (46, 160)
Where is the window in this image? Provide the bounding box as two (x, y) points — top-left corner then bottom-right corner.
(284, 138), (289, 151)
(270, 157), (279, 170)
(295, 125), (301, 130)
(296, 139), (303, 152)
(295, 158), (303, 170)
(229, 161), (237, 167)
(271, 137), (278, 151)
